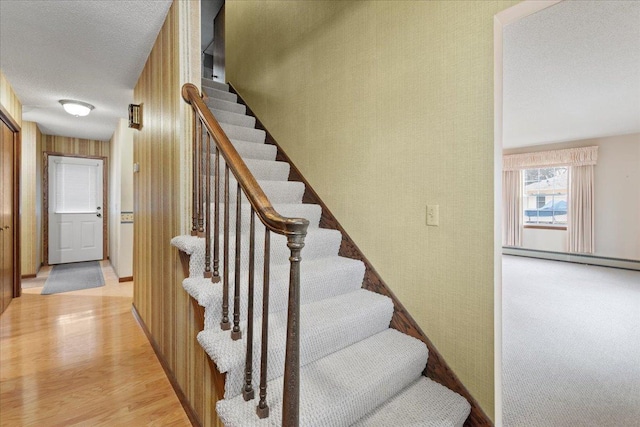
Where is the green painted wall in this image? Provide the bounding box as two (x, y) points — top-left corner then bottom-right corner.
(226, 1), (519, 419)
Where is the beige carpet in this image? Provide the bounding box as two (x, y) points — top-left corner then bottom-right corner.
(502, 255), (640, 426)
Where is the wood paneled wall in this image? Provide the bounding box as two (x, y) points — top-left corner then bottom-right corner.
(0, 71), (22, 128)
(20, 122), (42, 277)
(43, 134), (109, 157)
(132, 1), (218, 425)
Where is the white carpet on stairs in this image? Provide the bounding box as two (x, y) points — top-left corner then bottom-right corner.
(198, 289), (394, 398)
(216, 329), (429, 427)
(169, 77), (472, 426)
(352, 377), (470, 427)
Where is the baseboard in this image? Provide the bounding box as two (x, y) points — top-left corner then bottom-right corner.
(131, 303), (201, 427)
(118, 276), (133, 283)
(503, 247), (640, 271)
(230, 84), (493, 427)
(21, 274), (36, 279)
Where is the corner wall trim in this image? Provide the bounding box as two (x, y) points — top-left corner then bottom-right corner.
(131, 303), (201, 427)
(229, 83), (493, 427)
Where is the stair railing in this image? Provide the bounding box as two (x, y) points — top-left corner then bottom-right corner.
(182, 83), (308, 425)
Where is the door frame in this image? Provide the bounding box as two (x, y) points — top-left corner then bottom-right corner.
(43, 152), (108, 266)
(0, 104), (21, 299)
(493, 1), (562, 424)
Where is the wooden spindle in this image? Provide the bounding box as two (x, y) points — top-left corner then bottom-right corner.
(191, 111), (197, 236)
(243, 208), (256, 401)
(282, 235), (305, 426)
(257, 229), (271, 419)
(221, 164), (231, 331)
(212, 147), (220, 283)
(204, 132), (212, 279)
(197, 119), (204, 237)
(231, 183), (242, 340)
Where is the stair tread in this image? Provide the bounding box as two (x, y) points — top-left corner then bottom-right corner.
(216, 329), (428, 427)
(198, 289), (394, 398)
(353, 377), (471, 427)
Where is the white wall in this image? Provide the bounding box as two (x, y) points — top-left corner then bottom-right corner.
(109, 118), (134, 278)
(505, 133), (640, 260)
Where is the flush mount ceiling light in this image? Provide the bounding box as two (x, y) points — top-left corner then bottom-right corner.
(59, 99), (95, 117)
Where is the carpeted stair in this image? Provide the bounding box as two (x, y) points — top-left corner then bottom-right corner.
(171, 78), (471, 426)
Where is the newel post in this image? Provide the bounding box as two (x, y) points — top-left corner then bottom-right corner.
(282, 233), (305, 427)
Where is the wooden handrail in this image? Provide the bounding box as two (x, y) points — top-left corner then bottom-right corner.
(181, 83), (309, 237)
(182, 83), (307, 426)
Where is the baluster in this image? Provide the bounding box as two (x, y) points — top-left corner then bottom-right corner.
(282, 235), (305, 426)
(221, 164), (231, 330)
(204, 132), (212, 278)
(212, 146), (220, 283)
(197, 119), (204, 237)
(231, 183), (242, 340)
(257, 229), (270, 418)
(191, 112), (198, 236)
(243, 208), (256, 400)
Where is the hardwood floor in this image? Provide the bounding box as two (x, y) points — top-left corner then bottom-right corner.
(0, 261), (191, 426)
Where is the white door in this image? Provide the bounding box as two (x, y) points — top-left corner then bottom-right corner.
(48, 156), (103, 264)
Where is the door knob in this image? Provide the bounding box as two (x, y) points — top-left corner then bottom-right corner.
(3, 226), (8, 230)
(96, 213), (102, 218)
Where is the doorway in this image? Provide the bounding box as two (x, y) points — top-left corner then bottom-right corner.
(44, 153), (107, 265)
(0, 108), (21, 313)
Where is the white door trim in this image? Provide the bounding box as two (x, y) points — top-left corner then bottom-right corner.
(43, 152), (108, 265)
(493, 1), (562, 425)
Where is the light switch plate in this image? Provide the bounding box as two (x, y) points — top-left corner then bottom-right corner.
(427, 205), (439, 226)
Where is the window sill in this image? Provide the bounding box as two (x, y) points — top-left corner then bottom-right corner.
(524, 225), (567, 231)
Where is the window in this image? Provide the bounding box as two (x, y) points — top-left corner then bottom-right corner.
(522, 167), (567, 226)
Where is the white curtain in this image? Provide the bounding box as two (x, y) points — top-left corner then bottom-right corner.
(568, 165), (595, 253)
(502, 170), (522, 247)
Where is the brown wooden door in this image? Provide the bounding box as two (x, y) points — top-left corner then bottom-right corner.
(1, 118), (15, 314)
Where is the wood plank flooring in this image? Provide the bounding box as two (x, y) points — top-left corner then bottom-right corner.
(0, 261), (191, 426)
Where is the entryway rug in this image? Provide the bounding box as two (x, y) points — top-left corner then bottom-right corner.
(41, 261), (105, 295)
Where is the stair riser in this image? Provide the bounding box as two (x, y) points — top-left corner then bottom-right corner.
(203, 203), (322, 230)
(201, 140), (277, 161)
(193, 258), (366, 329)
(211, 108), (256, 128)
(187, 229), (343, 279)
(203, 86), (238, 103)
(200, 159), (290, 184)
(201, 79), (229, 92)
(220, 123), (266, 144)
(196, 181), (305, 205)
(206, 98), (246, 115)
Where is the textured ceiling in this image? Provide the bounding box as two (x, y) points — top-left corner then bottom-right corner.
(0, 0), (172, 141)
(503, 0), (640, 148)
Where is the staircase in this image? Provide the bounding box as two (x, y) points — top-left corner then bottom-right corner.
(172, 78), (471, 426)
